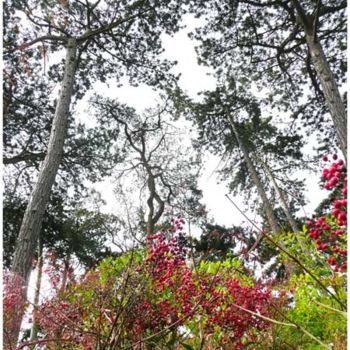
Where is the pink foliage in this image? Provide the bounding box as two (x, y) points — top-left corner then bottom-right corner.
(3, 272), (27, 349)
(307, 155), (347, 272)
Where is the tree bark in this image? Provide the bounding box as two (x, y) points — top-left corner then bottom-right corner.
(292, 0), (347, 160)
(227, 116), (280, 233)
(305, 35), (347, 160)
(59, 259), (70, 294)
(259, 159), (300, 234)
(146, 172), (165, 235)
(29, 238), (43, 342)
(258, 157), (308, 253)
(11, 38), (77, 341)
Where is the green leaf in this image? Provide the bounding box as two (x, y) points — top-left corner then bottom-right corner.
(166, 331), (178, 347)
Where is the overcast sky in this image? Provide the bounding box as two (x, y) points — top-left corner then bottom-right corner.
(81, 15), (329, 231)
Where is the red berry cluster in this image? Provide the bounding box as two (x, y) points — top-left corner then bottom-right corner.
(29, 219), (275, 350)
(170, 216), (186, 231)
(146, 232), (186, 288)
(321, 154), (346, 194)
(126, 297), (180, 339)
(144, 219), (274, 348)
(202, 280), (271, 348)
(307, 154), (347, 272)
(145, 222), (199, 322)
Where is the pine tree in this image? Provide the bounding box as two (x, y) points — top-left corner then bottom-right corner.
(184, 79), (307, 235)
(189, 0), (347, 158)
(5, 0), (189, 338)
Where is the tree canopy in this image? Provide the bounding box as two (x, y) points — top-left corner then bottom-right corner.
(3, 1), (347, 349)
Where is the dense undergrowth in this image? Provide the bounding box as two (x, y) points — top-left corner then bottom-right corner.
(4, 159), (347, 349)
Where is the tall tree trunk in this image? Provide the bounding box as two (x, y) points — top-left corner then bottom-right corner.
(59, 259), (70, 294)
(29, 237), (43, 342)
(11, 38), (77, 342)
(292, 0), (347, 160)
(305, 34), (347, 160)
(257, 157), (308, 252)
(258, 158), (300, 234)
(227, 116), (280, 233)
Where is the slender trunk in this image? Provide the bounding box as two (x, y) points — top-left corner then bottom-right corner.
(306, 35), (347, 160)
(292, 0), (347, 160)
(59, 260), (70, 294)
(146, 175), (164, 235)
(11, 38), (77, 341)
(29, 238), (43, 342)
(3, 94), (11, 119)
(258, 158), (308, 253)
(259, 159), (299, 234)
(227, 116), (280, 233)
(145, 159), (164, 235)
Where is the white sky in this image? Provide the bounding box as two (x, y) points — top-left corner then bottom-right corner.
(84, 22), (248, 229)
(16, 12), (328, 231)
(85, 17), (328, 230)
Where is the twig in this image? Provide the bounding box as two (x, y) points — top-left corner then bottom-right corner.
(225, 194), (346, 310)
(230, 302), (332, 350)
(312, 300), (347, 318)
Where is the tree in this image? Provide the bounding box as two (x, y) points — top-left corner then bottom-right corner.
(227, 113), (280, 233)
(291, 0), (347, 159)
(183, 78), (307, 237)
(190, 223), (238, 261)
(10, 38), (77, 288)
(90, 95), (205, 238)
(5, 0), (189, 338)
(4, 191), (127, 346)
(189, 0), (347, 158)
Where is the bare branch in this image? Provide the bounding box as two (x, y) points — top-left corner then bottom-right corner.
(4, 35), (67, 53)
(3, 151), (46, 165)
(77, 4), (151, 43)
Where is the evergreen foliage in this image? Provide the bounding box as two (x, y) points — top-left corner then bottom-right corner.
(2, 1), (347, 349)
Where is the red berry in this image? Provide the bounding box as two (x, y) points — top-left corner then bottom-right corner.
(327, 257), (337, 265)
